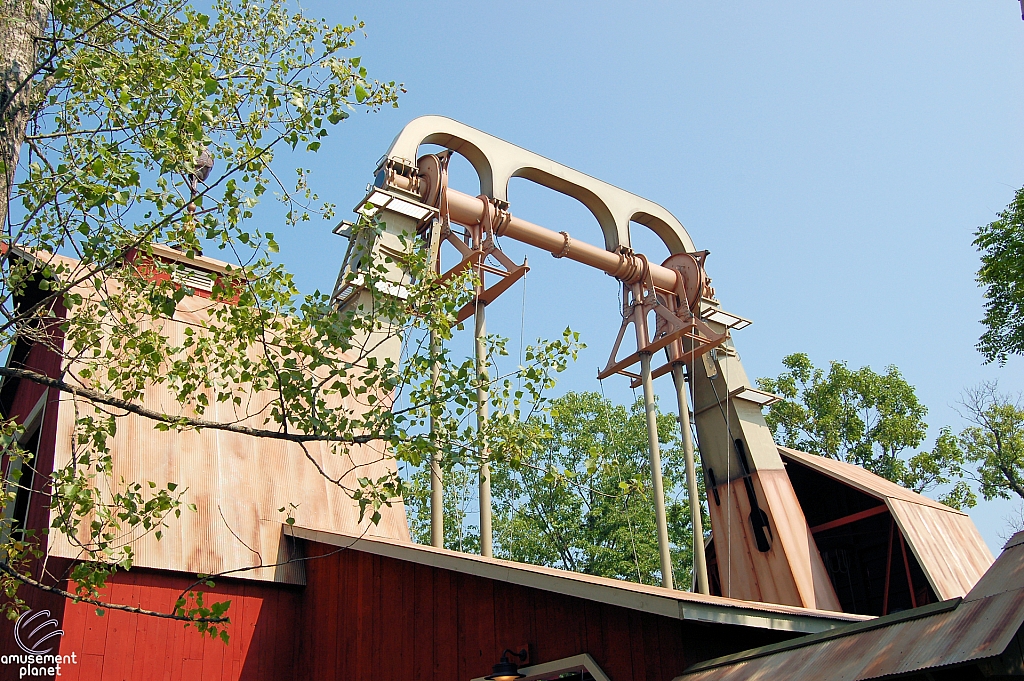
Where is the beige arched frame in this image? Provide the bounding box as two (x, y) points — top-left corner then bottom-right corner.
(383, 115), (696, 254)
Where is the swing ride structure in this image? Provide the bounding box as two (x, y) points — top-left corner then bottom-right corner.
(336, 115), (994, 614)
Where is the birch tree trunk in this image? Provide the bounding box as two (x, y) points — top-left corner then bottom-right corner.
(0, 0), (48, 229)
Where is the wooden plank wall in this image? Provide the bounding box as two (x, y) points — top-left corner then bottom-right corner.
(295, 541), (795, 681)
(0, 568), (303, 681)
(0, 541), (798, 681)
(5, 339), (65, 542)
(46, 291), (411, 584)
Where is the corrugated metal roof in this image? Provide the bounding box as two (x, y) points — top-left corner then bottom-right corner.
(291, 525), (870, 634)
(887, 498), (993, 600)
(964, 531), (1024, 601)
(10, 248), (410, 584)
(779, 447), (994, 600)
(674, 533), (1024, 680)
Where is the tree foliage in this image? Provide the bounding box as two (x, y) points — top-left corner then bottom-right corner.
(0, 0), (579, 634)
(407, 391), (707, 588)
(974, 186), (1024, 364)
(757, 353), (974, 510)
(956, 382), (1024, 503)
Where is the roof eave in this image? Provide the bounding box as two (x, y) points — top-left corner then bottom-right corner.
(289, 525), (868, 634)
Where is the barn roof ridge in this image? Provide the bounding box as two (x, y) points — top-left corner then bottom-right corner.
(777, 446), (961, 513)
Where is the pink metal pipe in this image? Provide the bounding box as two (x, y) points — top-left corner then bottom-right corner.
(442, 188), (681, 292)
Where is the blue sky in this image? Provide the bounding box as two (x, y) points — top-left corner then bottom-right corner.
(263, 1), (1024, 553)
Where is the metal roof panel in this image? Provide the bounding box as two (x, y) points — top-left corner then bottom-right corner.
(675, 540), (1024, 681)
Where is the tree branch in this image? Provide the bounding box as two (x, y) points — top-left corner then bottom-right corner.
(0, 365), (379, 444)
(0, 561), (227, 623)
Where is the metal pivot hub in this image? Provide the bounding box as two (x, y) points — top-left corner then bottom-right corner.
(598, 249), (728, 387)
(415, 154), (528, 323)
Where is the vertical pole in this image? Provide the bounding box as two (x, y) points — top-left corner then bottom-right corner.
(631, 284), (672, 589)
(641, 353), (673, 589)
(672, 363), (709, 594)
(429, 330), (444, 548)
(883, 518), (894, 615)
(899, 530), (917, 608)
(476, 300), (493, 557)
(428, 217), (445, 550)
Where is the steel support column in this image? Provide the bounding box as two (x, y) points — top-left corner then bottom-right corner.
(476, 297), (493, 557)
(672, 363), (708, 594)
(430, 330), (444, 548)
(641, 351), (674, 590)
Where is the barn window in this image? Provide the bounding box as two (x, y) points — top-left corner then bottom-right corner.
(3, 394), (45, 543)
(9, 428), (39, 540)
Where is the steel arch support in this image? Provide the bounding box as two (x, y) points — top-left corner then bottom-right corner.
(383, 115), (696, 254)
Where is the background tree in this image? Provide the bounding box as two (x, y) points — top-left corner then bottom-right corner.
(407, 391), (708, 588)
(957, 382), (1024, 504)
(974, 185), (1024, 364)
(0, 0), (579, 633)
(757, 353), (974, 510)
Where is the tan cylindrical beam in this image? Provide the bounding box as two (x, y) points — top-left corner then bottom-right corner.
(672, 363), (709, 595)
(628, 284), (674, 590)
(476, 294), (493, 558)
(443, 189), (680, 291)
(641, 352), (674, 590)
(430, 330), (444, 549)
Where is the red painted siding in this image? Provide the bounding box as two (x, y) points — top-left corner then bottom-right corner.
(0, 307), (73, 681)
(1, 297), (66, 559)
(0, 541), (798, 681)
(0, 568), (302, 681)
(294, 542), (794, 681)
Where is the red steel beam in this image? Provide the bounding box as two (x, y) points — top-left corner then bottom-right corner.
(883, 518), (894, 616)
(808, 505), (888, 535)
(899, 529), (918, 608)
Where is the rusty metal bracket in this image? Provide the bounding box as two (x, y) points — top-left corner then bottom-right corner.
(416, 153), (528, 324)
(598, 257), (727, 384)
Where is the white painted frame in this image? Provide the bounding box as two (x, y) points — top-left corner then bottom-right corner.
(470, 653), (611, 681)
